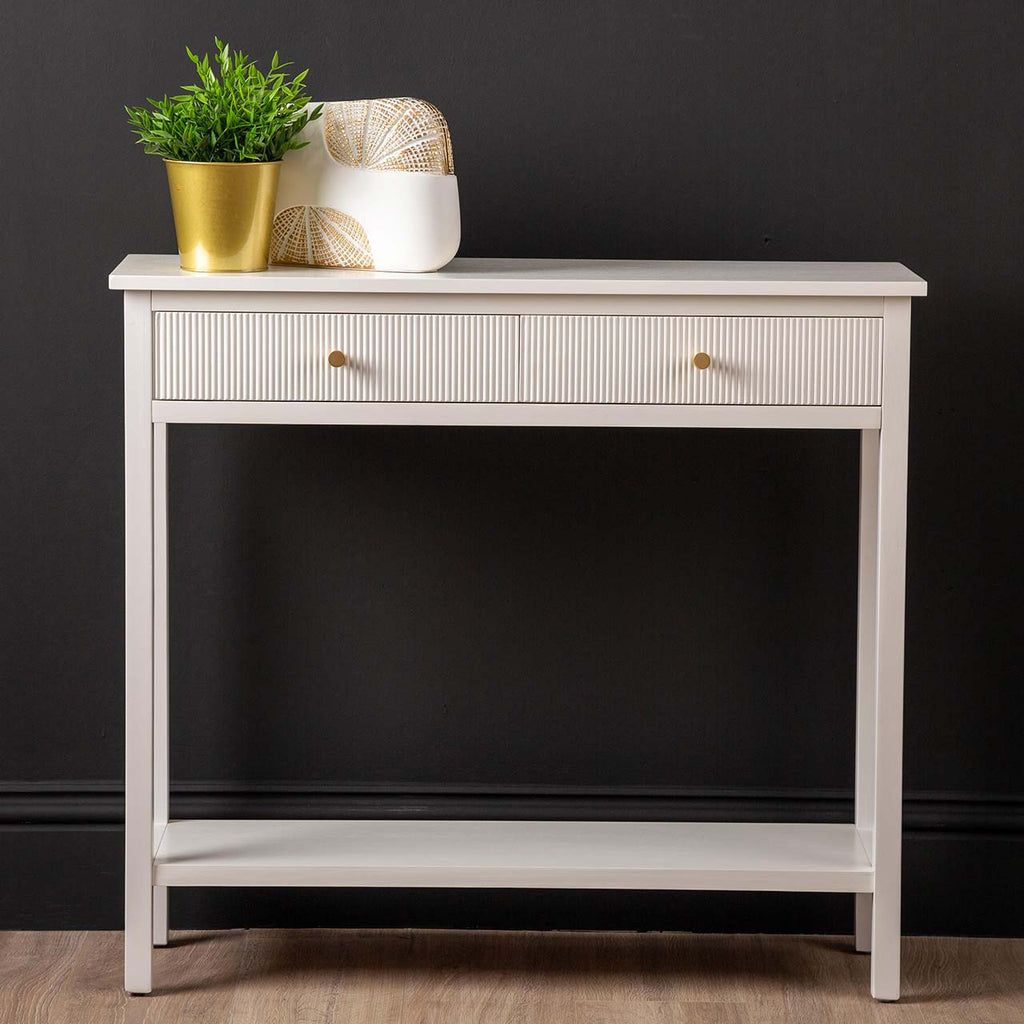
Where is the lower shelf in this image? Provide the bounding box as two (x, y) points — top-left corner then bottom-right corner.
(153, 820), (873, 893)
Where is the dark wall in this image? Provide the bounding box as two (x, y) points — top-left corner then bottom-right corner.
(1, 1), (1022, 934)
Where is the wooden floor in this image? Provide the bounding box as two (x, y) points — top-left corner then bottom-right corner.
(1, 930), (1022, 1023)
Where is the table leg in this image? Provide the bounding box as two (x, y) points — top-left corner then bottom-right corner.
(855, 429), (879, 953)
(124, 292), (154, 993)
(152, 422), (169, 948)
(870, 298), (911, 1001)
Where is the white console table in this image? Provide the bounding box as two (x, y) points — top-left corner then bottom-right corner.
(110, 255), (926, 1000)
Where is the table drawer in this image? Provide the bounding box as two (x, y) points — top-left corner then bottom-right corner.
(153, 312), (518, 402)
(521, 315), (882, 405)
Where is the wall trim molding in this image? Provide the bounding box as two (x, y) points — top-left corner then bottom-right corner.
(2, 782), (1021, 835)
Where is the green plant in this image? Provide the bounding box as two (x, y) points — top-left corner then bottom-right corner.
(126, 38), (323, 163)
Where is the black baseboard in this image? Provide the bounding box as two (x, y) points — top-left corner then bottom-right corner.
(4, 781), (1023, 832)
(2, 784), (1021, 934)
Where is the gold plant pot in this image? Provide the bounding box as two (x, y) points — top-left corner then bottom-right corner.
(165, 160), (281, 272)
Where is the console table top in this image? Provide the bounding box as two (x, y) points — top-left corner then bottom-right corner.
(110, 256), (927, 296)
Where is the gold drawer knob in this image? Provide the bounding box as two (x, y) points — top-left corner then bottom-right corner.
(327, 350), (348, 368)
(692, 352), (712, 370)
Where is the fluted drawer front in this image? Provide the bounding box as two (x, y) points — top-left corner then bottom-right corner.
(521, 316), (882, 405)
(154, 313), (518, 402)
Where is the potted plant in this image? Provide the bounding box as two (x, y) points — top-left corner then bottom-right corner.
(126, 39), (322, 272)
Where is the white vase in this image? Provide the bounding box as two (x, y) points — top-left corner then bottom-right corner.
(271, 98), (461, 273)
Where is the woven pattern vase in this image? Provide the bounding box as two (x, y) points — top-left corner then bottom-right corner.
(270, 97), (460, 273)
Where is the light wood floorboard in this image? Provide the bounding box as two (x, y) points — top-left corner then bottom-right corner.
(0, 930), (1021, 1024)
